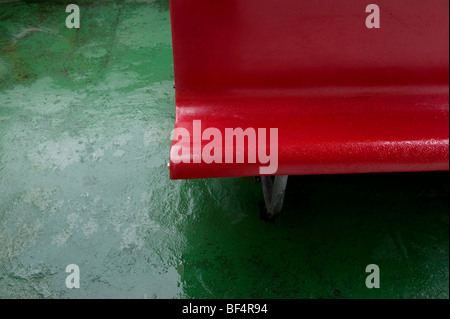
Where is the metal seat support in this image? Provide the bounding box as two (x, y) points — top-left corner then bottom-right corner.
(261, 176), (289, 217)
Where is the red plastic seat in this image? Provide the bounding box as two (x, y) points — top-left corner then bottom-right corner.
(169, 0), (449, 179)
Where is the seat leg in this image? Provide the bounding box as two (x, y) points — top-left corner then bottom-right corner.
(260, 175), (289, 217)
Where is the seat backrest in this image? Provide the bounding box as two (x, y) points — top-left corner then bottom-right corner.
(170, 0), (449, 97)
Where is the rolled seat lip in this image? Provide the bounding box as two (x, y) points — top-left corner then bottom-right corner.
(170, 90), (449, 180)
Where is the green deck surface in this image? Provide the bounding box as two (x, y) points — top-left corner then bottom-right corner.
(0, 1), (448, 299)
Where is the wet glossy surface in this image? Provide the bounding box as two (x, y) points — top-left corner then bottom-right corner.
(0, 0), (448, 298)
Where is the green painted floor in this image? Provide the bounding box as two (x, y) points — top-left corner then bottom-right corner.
(0, 1), (448, 299)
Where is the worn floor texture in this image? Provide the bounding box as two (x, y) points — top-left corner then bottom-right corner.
(0, 0), (448, 299)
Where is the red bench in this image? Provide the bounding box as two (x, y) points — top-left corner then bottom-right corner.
(169, 0), (449, 215)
